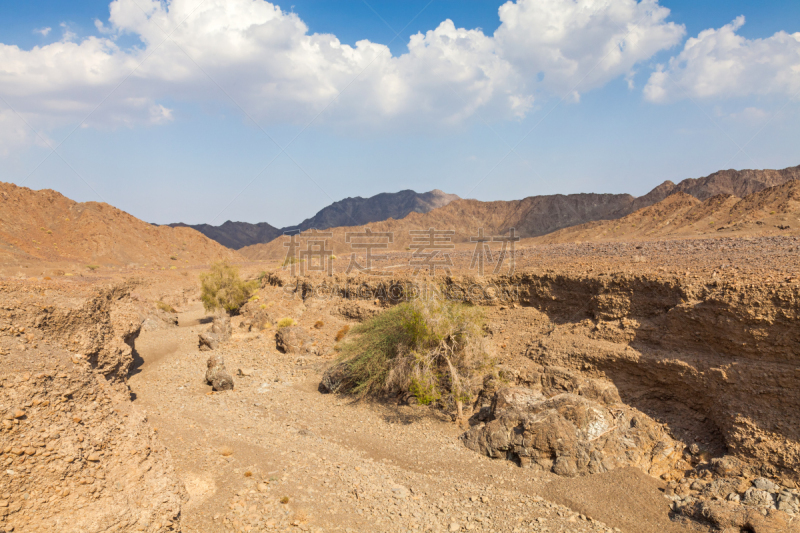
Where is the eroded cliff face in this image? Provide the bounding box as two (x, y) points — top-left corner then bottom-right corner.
(0, 280), (187, 533)
(282, 267), (800, 530)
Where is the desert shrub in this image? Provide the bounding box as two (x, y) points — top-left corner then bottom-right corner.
(335, 325), (350, 342)
(170, 255), (178, 260)
(277, 317), (296, 328)
(332, 299), (490, 416)
(282, 257), (302, 267)
(86, 265), (99, 271)
(314, 320), (324, 329)
(199, 260), (258, 315)
(156, 301), (177, 314)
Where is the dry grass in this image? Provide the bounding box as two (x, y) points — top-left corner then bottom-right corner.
(156, 301), (177, 313)
(244, 471), (252, 477)
(277, 317), (296, 328)
(314, 320), (324, 329)
(331, 299), (491, 417)
(335, 325), (350, 342)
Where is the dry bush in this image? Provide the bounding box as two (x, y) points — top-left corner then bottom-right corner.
(156, 301), (177, 314)
(200, 260), (258, 316)
(335, 325), (350, 342)
(332, 299), (491, 417)
(314, 320), (324, 329)
(277, 317), (296, 328)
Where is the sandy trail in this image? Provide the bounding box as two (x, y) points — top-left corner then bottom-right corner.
(127, 304), (696, 533)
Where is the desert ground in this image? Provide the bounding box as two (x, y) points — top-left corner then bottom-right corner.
(3, 232), (800, 533)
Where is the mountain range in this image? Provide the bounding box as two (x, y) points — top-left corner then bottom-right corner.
(174, 165), (800, 253)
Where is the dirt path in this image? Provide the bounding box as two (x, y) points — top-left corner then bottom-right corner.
(127, 304), (699, 533)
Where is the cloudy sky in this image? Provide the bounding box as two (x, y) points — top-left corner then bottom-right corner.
(0, 0), (798, 227)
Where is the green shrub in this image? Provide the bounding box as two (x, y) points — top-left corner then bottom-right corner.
(277, 317), (296, 328)
(199, 260), (258, 315)
(333, 299), (490, 417)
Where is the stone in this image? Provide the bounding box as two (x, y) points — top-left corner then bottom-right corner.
(449, 522), (460, 532)
(275, 326), (312, 354)
(198, 332), (220, 351)
(743, 488), (774, 508)
(206, 355), (234, 391)
(461, 375), (683, 478)
(752, 478), (779, 492)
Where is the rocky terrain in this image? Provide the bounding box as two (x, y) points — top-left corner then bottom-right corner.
(3, 167), (800, 533)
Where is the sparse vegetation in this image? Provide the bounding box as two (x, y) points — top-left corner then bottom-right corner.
(335, 325), (350, 342)
(331, 299), (490, 417)
(277, 317), (296, 328)
(314, 320), (324, 329)
(280, 496), (290, 504)
(219, 446), (233, 457)
(170, 255), (178, 260)
(282, 257), (302, 267)
(86, 265), (99, 271)
(156, 301), (177, 314)
(200, 260), (258, 315)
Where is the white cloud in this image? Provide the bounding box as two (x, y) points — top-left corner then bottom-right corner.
(0, 0), (685, 149)
(495, 0), (685, 94)
(34, 27), (52, 37)
(645, 16), (800, 102)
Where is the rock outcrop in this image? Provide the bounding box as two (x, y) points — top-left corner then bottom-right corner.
(462, 371), (686, 479)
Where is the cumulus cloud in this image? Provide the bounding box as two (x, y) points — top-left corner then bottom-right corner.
(645, 16), (800, 102)
(0, 0), (685, 149)
(495, 0), (685, 97)
(34, 27), (52, 37)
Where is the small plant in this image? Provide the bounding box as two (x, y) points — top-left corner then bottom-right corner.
(335, 325), (350, 342)
(200, 260), (258, 315)
(282, 257), (302, 267)
(280, 496), (290, 505)
(314, 320), (324, 329)
(260, 304), (267, 309)
(170, 256), (178, 260)
(329, 255), (337, 260)
(244, 471), (252, 477)
(156, 301), (177, 314)
(277, 317), (296, 328)
(331, 299), (490, 418)
(219, 446), (233, 457)
(86, 265), (99, 271)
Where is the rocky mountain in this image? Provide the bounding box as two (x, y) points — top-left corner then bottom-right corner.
(529, 179), (800, 244)
(239, 165), (800, 260)
(169, 221), (283, 251)
(0, 182), (241, 267)
(171, 189), (460, 250)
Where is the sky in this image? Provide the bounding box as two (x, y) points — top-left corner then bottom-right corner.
(0, 0), (798, 228)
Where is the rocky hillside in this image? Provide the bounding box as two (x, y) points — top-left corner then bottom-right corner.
(172, 189), (460, 250)
(530, 179), (800, 244)
(239, 165), (800, 260)
(0, 182), (242, 267)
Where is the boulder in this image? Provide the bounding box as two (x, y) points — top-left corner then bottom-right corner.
(198, 332), (220, 351)
(276, 326), (313, 354)
(462, 382), (685, 478)
(206, 354), (234, 391)
(319, 362), (347, 393)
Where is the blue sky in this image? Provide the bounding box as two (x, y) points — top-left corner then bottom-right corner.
(0, 0), (798, 227)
